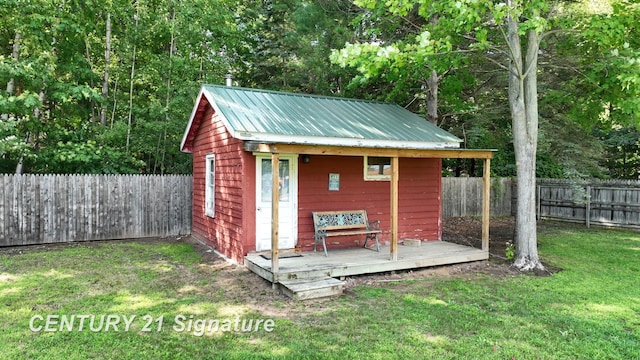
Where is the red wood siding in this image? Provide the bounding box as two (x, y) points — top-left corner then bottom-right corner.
(298, 155), (442, 251)
(191, 106), (255, 263)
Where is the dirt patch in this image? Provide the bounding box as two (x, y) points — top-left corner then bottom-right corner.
(442, 217), (561, 276)
(441, 216), (514, 260)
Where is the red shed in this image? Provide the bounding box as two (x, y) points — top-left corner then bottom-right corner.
(181, 85), (494, 297)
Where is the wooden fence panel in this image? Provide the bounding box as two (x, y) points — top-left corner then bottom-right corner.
(0, 174), (192, 247)
(539, 185), (586, 222)
(537, 179), (640, 229)
(442, 177), (513, 217)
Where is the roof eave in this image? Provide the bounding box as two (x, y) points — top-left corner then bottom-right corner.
(180, 87), (208, 153)
(180, 87), (239, 153)
(235, 132), (461, 150)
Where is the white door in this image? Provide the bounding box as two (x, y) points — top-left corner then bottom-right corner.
(255, 154), (298, 251)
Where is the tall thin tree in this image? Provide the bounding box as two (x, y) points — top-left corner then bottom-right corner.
(126, 4), (139, 154)
(101, 12), (111, 126)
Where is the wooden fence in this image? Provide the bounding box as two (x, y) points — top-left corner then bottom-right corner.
(442, 177), (513, 217)
(3, 175), (638, 247)
(0, 174), (192, 247)
(443, 177), (640, 230)
(537, 178), (640, 229)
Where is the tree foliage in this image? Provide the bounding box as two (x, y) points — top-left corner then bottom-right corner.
(0, 0), (249, 174)
(0, 0), (638, 180)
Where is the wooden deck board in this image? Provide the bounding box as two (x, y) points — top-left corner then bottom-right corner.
(244, 241), (488, 282)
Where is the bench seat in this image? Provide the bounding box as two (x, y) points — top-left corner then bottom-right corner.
(323, 229), (382, 237)
(312, 210), (381, 256)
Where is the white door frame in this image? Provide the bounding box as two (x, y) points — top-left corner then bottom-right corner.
(255, 153), (298, 251)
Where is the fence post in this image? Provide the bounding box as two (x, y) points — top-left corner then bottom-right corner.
(536, 184), (541, 221)
(585, 185), (591, 228)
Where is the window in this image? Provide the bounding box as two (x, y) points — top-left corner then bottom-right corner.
(260, 158), (290, 202)
(205, 154), (215, 217)
(364, 156), (391, 181)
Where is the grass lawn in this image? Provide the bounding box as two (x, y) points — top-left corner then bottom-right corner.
(1, 223), (639, 359)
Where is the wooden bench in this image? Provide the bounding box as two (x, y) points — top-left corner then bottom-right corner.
(312, 210), (381, 256)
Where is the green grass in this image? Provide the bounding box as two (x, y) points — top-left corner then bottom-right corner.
(1, 224), (639, 359)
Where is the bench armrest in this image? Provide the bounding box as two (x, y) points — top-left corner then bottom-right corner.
(367, 220), (381, 231)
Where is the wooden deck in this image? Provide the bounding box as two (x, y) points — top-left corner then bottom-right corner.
(244, 241), (488, 283)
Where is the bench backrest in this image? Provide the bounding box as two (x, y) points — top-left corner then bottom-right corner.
(312, 210), (369, 231)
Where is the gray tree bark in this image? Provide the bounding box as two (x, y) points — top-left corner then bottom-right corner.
(6, 32), (20, 96)
(506, 9), (545, 271)
(425, 69), (438, 124)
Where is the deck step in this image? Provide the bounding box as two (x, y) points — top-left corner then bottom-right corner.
(279, 277), (344, 300)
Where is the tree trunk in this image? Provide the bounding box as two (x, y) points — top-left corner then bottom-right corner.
(126, 46), (135, 154)
(110, 77), (118, 128)
(126, 5), (139, 154)
(3, 31), (20, 121)
(157, 7), (176, 175)
(6, 32), (21, 95)
(506, 11), (544, 271)
(425, 69), (438, 124)
(8, 31), (23, 173)
(101, 12), (111, 126)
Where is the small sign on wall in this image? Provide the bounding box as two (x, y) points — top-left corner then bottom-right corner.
(328, 173), (340, 191)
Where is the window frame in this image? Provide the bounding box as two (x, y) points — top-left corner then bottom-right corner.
(364, 156), (391, 181)
(205, 153), (215, 217)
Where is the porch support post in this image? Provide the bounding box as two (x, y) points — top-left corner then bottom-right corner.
(390, 156), (399, 261)
(482, 157), (491, 252)
(271, 152), (280, 283)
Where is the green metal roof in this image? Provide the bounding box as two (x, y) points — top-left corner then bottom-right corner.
(182, 85), (462, 151)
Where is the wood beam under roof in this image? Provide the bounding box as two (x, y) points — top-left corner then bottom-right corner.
(243, 142), (495, 159)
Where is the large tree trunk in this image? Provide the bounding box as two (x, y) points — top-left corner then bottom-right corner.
(506, 11), (544, 271)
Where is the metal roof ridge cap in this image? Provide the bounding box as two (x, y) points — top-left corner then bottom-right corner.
(203, 84), (393, 105)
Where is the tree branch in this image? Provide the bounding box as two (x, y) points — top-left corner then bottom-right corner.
(499, 19), (523, 79)
(484, 55), (510, 72)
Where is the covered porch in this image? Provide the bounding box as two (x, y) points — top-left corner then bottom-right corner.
(244, 142), (495, 299)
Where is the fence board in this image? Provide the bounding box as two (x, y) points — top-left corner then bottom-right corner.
(0, 174), (192, 247)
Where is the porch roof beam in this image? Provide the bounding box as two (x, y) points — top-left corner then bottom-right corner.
(390, 157), (399, 261)
(243, 142), (494, 159)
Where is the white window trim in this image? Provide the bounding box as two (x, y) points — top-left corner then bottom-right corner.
(205, 154), (215, 217)
(364, 156), (391, 181)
